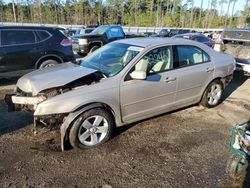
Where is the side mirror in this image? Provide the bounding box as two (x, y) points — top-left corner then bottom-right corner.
(130, 70), (147, 80)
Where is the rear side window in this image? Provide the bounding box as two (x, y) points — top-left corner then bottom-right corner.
(36, 30), (51, 42)
(176, 45), (210, 67)
(106, 27), (124, 39)
(193, 36), (209, 43)
(2, 30), (36, 46)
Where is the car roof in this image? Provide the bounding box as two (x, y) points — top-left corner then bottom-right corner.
(175, 33), (204, 37)
(115, 37), (203, 48)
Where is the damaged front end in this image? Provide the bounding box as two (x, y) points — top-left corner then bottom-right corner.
(5, 63), (105, 150)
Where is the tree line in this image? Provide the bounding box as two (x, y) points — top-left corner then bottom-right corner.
(0, 0), (249, 28)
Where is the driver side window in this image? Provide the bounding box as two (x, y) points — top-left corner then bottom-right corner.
(135, 46), (173, 74)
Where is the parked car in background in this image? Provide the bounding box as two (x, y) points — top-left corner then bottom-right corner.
(74, 25), (99, 36)
(173, 33), (215, 48)
(143, 31), (157, 37)
(222, 28), (250, 43)
(65, 27), (78, 37)
(235, 58), (250, 76)
(203, 31), (213, 38)
(158, 29), (170, 37)
(71, 25), (144, 56)
(151, 29), (194, 38)
(0, 26), (75, 78)
(5, 38), (235, 150)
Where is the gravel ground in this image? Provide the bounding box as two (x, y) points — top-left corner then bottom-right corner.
(0, 73), (249, 188)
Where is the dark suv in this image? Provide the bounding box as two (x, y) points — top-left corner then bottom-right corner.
(0, 26), (75, 78)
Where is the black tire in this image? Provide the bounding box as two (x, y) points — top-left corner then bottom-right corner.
(39, 59), (59, 69)
(77, 52), (87, 57)
(69, 108), (114, 149)
(200, 80), (223, 108)
(226, 155), (248, 179)
(89, 45), (99, 54)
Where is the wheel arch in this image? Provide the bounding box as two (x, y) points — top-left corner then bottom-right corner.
(199, 77), (224, 103)
(60, 102), (117, 151)
(35, 54), (64, 69)
(89, 41), (103, 49)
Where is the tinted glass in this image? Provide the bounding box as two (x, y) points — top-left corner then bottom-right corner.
(106, 27), (124, 39)
(134, 46), (173, 74)
(177, 45), (209, 67)
(159, 29), (169, 35)
(2, 30), (36, 46)
(193, 36), (209, 42)
(179, 30), (190, 34)
(36, 30), (50, 41)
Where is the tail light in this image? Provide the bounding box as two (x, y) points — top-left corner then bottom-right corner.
(60, 39), (72, 46)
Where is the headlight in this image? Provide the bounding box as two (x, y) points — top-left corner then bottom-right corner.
(78, 39), (88, 45)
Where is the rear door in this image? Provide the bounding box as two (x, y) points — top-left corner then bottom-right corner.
(174, 45), (214, 107)
(0, 29), (39, 72)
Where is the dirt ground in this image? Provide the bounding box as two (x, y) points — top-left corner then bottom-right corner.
(0, 73), (249, 188)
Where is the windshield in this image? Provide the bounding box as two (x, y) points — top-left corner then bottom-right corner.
(80, 43), (143, 77)
(91, 26), (109, 35)
(75, 27), (85, 35)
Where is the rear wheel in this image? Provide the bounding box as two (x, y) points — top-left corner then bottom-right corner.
(200, 80), (223, 108)
(39, 59), (59, 69)
(69, 108), (114, 149)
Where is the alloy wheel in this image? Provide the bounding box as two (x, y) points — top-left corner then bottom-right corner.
(77, 115), (109, 146)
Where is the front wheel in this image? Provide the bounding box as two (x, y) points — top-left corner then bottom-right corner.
(69, 108), (114, 149)
(200, 80), (223, 108)
(226, 155), (248, 179)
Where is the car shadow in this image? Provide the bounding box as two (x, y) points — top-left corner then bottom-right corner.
(242, 156), (250, 188)
(0, 99), (33, 136)
(0, 77), (18, 86)
(222, 72), (248, 101)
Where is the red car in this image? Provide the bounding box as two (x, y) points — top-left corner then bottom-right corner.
(173, 33), (215, 48)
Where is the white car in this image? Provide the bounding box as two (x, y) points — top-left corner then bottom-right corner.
(235, 58), (250, 75)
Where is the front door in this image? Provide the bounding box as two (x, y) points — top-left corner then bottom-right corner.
(120, 46), (178, 123)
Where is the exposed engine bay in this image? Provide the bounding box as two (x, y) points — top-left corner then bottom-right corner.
(5, 70), (105, 128)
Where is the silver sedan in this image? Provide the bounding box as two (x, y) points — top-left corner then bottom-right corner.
(5, 38), (236, 150)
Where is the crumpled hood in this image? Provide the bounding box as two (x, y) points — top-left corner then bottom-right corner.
(17, 62), (97, 96)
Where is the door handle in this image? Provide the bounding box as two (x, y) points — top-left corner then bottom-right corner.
(164, 77), (176, 82)
(206, 67), (214, 73)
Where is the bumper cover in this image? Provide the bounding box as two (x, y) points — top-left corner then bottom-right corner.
(4, 94), (46, 112)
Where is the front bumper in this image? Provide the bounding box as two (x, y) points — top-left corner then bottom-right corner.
(72, 42), (90, 54)
(236, 63), (250, 75)
(5, 93), (46, 112)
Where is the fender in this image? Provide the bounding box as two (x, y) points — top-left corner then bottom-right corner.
(60, 103), (120, 151)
